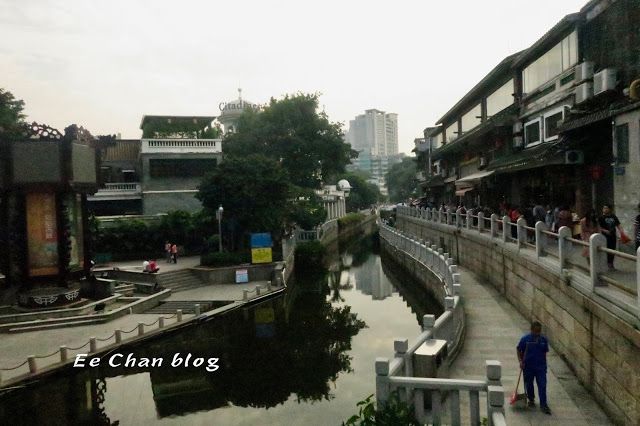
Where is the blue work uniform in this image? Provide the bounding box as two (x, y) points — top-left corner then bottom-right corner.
(517, 333), (549, 407)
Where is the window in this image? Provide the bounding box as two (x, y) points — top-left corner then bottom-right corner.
(486, 79), (514, 117)
(615, 124), (629, 163)
(149, 158), (217, 178)
(523, 30), (578, 93)
(445, 121), (459, 143)
(461, 104), (482, 133)
(524, 118), (542, 147)
(543, 107), (565, 141)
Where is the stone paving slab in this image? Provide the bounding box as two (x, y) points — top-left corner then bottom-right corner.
(442, 267), (612, 425)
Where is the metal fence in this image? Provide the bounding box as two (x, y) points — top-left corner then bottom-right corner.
(378, 223), (506, 425)
(398, 205), (640, 319)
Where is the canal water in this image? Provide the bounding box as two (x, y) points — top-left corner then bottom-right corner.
(0, 235), (441, 426)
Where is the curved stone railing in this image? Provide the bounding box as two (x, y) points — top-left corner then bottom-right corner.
(378, 222), (507, 425)
(396, 205), (640, 425)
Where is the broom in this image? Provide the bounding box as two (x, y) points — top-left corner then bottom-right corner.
(509, 367), (527, 405)
(510, 345), (528, 405)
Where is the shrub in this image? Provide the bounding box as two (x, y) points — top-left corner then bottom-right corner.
(201, 251), (251, 267)
(343, 392), (418, 426)
(295, 240), (326, 270)
(338, 212), (366, 229)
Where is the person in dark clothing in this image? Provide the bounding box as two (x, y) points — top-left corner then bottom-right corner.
(634, 203), (640, 251)
(598, 204), (622, 270)
(517, 321), (551, 415)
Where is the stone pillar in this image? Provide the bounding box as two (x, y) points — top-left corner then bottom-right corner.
(467, 210), (472, 230)
(490, 214), (498, 237)
(558, 226), (572, 272)
(589, 233), (607, 289)
(535, 221), (547, 258)
(375, 358), (390, 407)
(502, 215), (510, 242)
(516, 217), (527, 247)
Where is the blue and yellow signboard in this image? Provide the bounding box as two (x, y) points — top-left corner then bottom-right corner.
(250, 232), (273, 264)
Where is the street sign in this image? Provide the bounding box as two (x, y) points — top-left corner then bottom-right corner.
(251, 247), (272, 264)
(250, 233), (272, 248)
(235, 269), (249, 283)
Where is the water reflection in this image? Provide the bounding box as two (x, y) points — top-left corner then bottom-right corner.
(0, 234), (441, 426)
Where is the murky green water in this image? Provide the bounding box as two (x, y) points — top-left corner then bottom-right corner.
(0, 236), (441, 425)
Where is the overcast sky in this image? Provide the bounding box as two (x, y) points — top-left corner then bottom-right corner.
(2, 0), (588, 153)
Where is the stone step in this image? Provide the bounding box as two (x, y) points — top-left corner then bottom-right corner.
(8, 318), (105, 333)
(145, 300), (217, 314)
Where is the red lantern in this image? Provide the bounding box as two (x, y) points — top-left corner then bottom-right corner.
(589, 165), (604, 181)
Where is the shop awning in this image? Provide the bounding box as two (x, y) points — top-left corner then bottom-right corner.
(456, 170), (494, 184)
(487, 141), (565, 174)
(455, 187), (474, 196)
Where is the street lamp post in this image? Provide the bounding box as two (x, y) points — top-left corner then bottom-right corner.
(216, 205), (224, 252)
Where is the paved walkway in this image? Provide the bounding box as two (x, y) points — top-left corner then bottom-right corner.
(0, 252), (276, 385)
(100, 255), (201, 273)
(447, 267), (611, 425)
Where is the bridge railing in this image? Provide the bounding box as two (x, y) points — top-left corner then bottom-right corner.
(378, 223), (506, 425)
(398, 205), (640, 319)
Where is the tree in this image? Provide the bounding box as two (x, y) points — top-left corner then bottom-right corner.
(223, 93), (356, 189)
(288, 187), (327, 230)
(197, 154), (291, 248)
(385, 157), (418, 203)
(338, 173), (382, 212)
(0, 88), (26, 140)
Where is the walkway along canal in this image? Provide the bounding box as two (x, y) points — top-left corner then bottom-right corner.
(0, 233), (443, 426)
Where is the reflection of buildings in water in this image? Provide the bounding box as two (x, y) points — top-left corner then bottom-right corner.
(353, 255), (394, 300)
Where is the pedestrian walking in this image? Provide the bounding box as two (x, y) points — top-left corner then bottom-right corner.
(598, 204), (623, 270)
(634, 203), (640, 251)
(555, 205), (573, 233)
(165, 241), (172, 263)
(580, 209), (600, 265)
(171, 243), (178, 264)
(517, 321), (551, 415)
(533, 202), (546, 225)
(545, 205), (554, 230)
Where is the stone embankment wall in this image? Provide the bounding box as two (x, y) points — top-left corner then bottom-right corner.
(398, 215), (640, 425)
(379, 227), (465, 368)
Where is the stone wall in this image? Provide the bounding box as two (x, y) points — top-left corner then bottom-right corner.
(378, 229), (465, 368)
(398, 214), (640, 425)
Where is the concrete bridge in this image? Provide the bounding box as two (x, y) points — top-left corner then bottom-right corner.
(393, 206), (639, 425)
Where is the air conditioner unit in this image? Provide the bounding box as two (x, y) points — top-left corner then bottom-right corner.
(513, 122), (523, 134)
(513, 136), (524, 149)
(575, 62), (594, 82)
(565, 150), (584, 165)
(594, 68), (617, 95)
(575, 82), (594, 104)
(479, 156), (488, 168)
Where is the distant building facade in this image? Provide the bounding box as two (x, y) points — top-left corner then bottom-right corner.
(420, 0), (640, 227)
(346, 109), (400, 195)
(88, 115), (222, 216)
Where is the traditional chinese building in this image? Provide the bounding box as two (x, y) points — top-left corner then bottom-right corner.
(0, 123), (100, 306)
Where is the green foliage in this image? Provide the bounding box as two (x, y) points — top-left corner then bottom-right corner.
(197, 154), (290, 248)
(339, 173), (382, 212)
(288, 187), (327, 229)
(0, 88), (26, 140)
(385, 157), (418, 203)
(141, 116), (221, 139)
(343, 392), (419, 426)
(223, 93), (356, 189)
(93, 210), (215, 261)
(338, 212), (366, 229)
(201, 251), (251, 267)
(295, 240), (326, 270)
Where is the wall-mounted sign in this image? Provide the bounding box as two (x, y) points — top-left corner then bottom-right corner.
(251, 247), (272, 264)
(235, 269), (249, 283)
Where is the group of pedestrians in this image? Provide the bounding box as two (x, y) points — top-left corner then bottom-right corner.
(165, 241), (179, 264)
